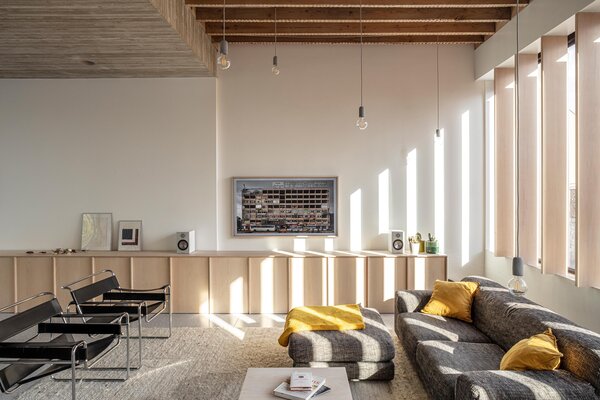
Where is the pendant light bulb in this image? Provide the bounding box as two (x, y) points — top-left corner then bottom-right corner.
(272, 55), (280, 75)
(356, 106), (368, 130)
(218, 39), (230, 70)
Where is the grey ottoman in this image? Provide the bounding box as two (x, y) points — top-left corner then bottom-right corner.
(288, 307), (395, 380)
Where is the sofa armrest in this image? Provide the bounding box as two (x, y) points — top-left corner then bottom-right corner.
(395, 290), (432, 314)
(455, 370), (599, 400)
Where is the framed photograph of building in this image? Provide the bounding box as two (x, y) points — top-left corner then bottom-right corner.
(117, 220), (142, 251)
(233, 177), (338, 237)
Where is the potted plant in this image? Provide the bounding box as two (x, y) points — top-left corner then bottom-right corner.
(409, 234), (422, 255)
(426, 233), (439, 254)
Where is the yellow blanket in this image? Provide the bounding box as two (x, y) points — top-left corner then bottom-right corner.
(278, 304), (365, 347)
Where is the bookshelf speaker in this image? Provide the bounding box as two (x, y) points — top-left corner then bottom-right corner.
(176, 230), (196, 254)
(388, 230), (405, 254)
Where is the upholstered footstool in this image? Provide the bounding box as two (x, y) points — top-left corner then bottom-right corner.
(288, 307), (395, 380)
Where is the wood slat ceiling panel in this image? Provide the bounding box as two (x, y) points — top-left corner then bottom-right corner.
(0, 0), (214, 78)
(188, 0), (526, 44)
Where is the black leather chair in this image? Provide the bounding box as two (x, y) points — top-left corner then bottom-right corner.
(62, 270), (171, 366)
(0, 292), (130, 400)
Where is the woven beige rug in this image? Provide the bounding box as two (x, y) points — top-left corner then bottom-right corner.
(3, 327), (426, 400)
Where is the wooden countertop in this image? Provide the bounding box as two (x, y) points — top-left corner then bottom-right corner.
(0, 250), (447, 258)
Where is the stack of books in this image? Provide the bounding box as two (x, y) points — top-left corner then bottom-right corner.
(273, 371), (331, 400)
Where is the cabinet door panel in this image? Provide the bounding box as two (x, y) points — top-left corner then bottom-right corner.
(16, 257), (54, 311)
(209, 258), (248, 314)
(55, 257), (93, 309)
(0, 257), (15, 311)
(407, 257), (447, 290)
(171, 257), (209, 313)
(367, 257), (407, 313)
(288, 257), (327, 309)
(131, 258), (170, 290)
(328, 257), (366, 306)
(249, 257), (288, 314)
(94, 257), (131, 288)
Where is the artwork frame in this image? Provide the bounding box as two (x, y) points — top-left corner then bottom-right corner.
(118, 220), (142, 251)
(233, 177), (338, 237)
(81, 213), (112, 251)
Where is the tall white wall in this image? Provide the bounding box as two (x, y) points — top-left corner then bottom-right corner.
(0, 78), (217, 250)
(217, 44), (485, 279)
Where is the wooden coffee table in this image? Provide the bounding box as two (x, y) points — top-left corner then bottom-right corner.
(238, 367), (352, 400)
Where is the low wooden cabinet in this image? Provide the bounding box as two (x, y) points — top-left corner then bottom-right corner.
(0, 252), (447, 314)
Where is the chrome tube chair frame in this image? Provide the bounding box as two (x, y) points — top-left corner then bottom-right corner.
(0, 292), (131, 400)
(62, 270), (172, 367)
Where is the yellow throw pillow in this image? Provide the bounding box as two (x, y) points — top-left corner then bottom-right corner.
(500, 328), (563, 371)
(421, 280), (479, 323)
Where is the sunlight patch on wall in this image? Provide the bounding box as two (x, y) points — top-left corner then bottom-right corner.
(462, 111), (471, 266)
(324, 237), (334, 252)
(434, 129), (445, 253)
(350, 189), (362, 251)
(486, 95), (496, 253)
(293, 237), (307, 252)
(378, 169), (390, 234)
(406, 149), (418, 235)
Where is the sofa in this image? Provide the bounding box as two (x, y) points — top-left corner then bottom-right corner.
(395, 276), (600, 399)
(288, 307), (395, 380)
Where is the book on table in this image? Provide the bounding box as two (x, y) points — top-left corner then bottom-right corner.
(273, 375), (327, 400)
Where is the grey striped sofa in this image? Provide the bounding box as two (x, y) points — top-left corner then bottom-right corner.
(395, 276), (600, 400)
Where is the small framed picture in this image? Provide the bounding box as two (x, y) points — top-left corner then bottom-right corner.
(118, 220), (142, 251)
(81, 213), (112, 251)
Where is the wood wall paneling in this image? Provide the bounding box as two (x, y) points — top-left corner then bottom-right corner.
(209, 257), (249, 313)
(288, 257), (328, 309)
(576, 13), (600, 288)
(407, 257), (446, 290)
(367, 257), (407, 313)
(55, 257), (93, 310)
(328, 257), (366, 306)
(494, 67), (516, 258)
(0, 257), (15, 311)
(131, 257), (170, 290)
(93, 257), (132, 288)
(517, 54), (540, 267)
(171, 257), (209, 313)
(249, 257), (289, 314)
(15, 257), (54, 311)
(541, 36), (568, 276)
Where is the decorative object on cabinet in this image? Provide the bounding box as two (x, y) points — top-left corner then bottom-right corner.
(233, 177), (338, 237)
(426, 233), (439, 254)
(80, 213), (112, 251)
(388, 230), (405, 254)
(118, 220), (142, 251)
(176, 230), (196, 254)
(409, 233), (422, 255)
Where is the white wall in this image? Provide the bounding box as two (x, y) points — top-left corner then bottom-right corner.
(217, 44), (485, 279)
(0, 78), (217, 250)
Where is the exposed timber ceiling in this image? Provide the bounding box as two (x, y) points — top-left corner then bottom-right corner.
(186, 0), (528, 45)
(0, 0), (215, 78)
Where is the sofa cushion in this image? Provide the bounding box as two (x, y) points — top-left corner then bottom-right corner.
(455, 369), (599, 400)
(463, 276), (600, 394)
(288, 307), (394, 363)
(416, 341), (506, 400)
(396, 312), (492, 362)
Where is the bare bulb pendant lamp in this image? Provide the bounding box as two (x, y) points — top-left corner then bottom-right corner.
(272, 8), (280, 75)
(355, 0), (368, 130)
(508, 0), (527, 296)
(217, 0), (231, 70)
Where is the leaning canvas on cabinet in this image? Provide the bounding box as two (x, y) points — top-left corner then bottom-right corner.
(81, 213), (112, 251)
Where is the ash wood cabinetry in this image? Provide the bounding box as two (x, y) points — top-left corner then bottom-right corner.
(249, 257), (288, 314)
(0, 252), (446, 314)
(367, 257), (408, 313)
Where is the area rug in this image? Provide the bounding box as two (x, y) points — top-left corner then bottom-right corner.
(4, 327), (427, 400)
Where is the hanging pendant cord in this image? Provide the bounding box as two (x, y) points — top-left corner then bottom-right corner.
(274, 7), (277, 57)
(359, 0), (364, 107)
(222, 0), (226, 41)
(515, 0), (520, 256)
(436, 35), (440, 132)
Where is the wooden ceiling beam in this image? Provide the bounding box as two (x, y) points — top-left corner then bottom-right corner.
(210, 34), (486, 43)
(196, 7), (511, 22)
(186, 0), (527, 8)
(205, 21), (495, 35)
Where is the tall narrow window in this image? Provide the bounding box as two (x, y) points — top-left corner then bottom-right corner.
(566, 33), (577, 276)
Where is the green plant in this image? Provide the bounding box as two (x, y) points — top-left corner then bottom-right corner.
(428, 233), (437, 242)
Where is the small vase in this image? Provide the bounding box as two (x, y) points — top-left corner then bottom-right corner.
(410, 243), (420, 255)
(426, 241), (439, 254)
